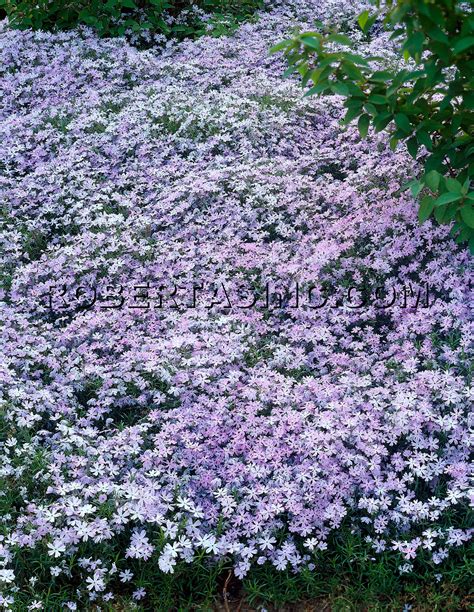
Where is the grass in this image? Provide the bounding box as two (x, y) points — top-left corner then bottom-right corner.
(5, 527), (472, 610)
(242, 546), (473, 611)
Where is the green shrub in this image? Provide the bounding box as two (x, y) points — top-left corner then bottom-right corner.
(0, 0), (263, 38)
(273, 0), (474, 253)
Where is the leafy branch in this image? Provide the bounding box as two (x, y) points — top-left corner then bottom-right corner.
(272, 0), (474, 253)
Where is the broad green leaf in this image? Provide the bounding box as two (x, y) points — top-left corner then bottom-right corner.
(435, 192), (463, 206)
(402, 179), (417, 192)
(428, 28), (449, 44)
(345, 98), (364, 109)
(417, 130), (432, 150)
(406, 136), (418, 158)
(342, 106), (362, 124)
(299, 30), (322, 37)
(302, 68), (313, 88)
(368, 94), (387, 105)
(270, 40), (292, 53)
(341, 62), (363, 80)
(363, 103), (378, 116)
(434, 204), (447, 223)
(425, 170), (440, 191)
(425, 3), (445, 27)
(418, 195), (435, 223)
(445, 178), (463, 194)
(300, 36), (321, 51)
(410, 180), (423, 198)
(454, 223), (473, 243)
(304, 81), (329, 96)
(358, 114), (370, 137)
(344, 53), (370, 66)
(282, 66), (297, 78)
(424, 153), (445, 173)
(346, 82), (366, 97)
(327, 34), (352, 46)
(331, 82), (349, 96)
(460, 205), (474, 228)
(453, 36), (474, 54)
(358, 10), (369, 33)
(374, 113), (392, 132)
(297, 64), (308, 77)
(394, 113), (411, 133)
(370, 70), (393, 82)
(469, 236), (474, 255)
(404, 31), (425, 57)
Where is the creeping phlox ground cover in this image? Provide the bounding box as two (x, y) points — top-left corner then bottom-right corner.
(0, 0), (473, 609)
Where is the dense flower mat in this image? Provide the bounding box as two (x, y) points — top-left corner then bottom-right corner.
(0, 0), (472, 607)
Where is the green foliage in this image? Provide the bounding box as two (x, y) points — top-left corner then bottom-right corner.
(0, 0), (263, 39)
(7, 530), (474, 610)
(272, 0), (474, 253)
(243, 533), (473, 611)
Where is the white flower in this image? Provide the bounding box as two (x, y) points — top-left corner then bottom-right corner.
(158, 553), (176, 574)
(85, 573), (105, 592)
(0, 569), (15, 584)
(258, 535), (276, 551)
(47, 541), (66, 558)
(303, 537), (318, 551)
(132, 588), (146, 601)
(196, 534), (219, 554)
(119, 569), (133, 583)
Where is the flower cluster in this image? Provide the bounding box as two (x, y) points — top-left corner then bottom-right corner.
(0, 0), (472, 608)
